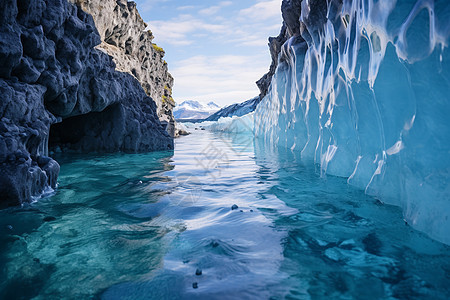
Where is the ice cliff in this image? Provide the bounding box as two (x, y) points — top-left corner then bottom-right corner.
(0, 0), (173, 207)
(255, 0), (450, 244)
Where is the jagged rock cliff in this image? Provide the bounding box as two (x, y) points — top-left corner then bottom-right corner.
(0, 0), (173, 207)
(70, 0), (176, 136)
(256, 0), (304, 99)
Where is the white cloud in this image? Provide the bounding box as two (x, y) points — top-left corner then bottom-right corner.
(199, 1), (233, 16)
(239, 38), (270, 47)
(199, 6), (221, 16)
(219, 1), (233, 6)
(177, 5), (196, 11)
(139, 0), (169, 12)
(181, 90), (259, 106)
(141, 0), (284, 105)
(239, 0), (282, 21)
(148, 16), (229, 45)
(171, 55), (267, 106)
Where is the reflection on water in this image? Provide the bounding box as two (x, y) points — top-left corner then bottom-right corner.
(0, 131), (449, 299)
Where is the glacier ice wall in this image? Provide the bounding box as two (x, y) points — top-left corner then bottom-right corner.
(255, 0), (450, 244)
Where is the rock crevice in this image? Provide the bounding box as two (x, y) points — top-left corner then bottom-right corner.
(70, 0), (176, 136)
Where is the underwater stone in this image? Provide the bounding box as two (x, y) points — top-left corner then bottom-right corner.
(43, 216), (57, 222)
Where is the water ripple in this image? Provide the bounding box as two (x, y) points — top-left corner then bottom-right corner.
(0, 131), (448, 299)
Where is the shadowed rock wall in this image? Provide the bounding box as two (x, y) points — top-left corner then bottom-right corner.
(0, 0), (173, 207)
(70, 0), (177, 137)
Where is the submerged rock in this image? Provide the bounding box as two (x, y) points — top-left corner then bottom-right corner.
(43, 216), (57, 222)
(177, 129), (190, 136)
(0, 0), (173, 207)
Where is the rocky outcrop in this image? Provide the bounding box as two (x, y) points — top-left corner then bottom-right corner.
(70, 0), (176, 137)
(0, 0), (173, 207)
(256, 0), (305, 99)
(256, 25), (287, 99)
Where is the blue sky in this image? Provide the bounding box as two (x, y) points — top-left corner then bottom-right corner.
(133, 0), (283, 107)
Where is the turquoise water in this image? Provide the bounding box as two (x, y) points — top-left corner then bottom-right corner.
(1, 131), (449, 299)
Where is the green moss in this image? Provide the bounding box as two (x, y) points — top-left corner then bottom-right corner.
(162, 86), (175, 105)
(162, 95), (174, 104)
(152, 43), (164, 53)
(162, 94), (175, 105)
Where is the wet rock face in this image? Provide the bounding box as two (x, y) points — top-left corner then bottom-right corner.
(0, 0), (173, 207)
(70, 0), (176, 137)
(0, 81), (59, 208)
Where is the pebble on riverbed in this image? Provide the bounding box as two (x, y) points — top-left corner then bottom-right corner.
(231, 204), (238, 210)
(43, 216), (57, 222)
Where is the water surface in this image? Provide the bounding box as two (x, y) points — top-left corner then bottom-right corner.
(0, 130), (449, 299)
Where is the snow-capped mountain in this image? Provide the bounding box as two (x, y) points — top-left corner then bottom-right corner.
(174, 100), (221, 120)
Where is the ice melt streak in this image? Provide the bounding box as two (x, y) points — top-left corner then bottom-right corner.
(254, 0), (450, 244)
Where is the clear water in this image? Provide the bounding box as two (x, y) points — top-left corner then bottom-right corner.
(1, 131), (449, 299)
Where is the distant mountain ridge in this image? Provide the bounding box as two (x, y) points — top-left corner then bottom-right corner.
(174, 100), (221, 119)
(205, 96), (260, 121)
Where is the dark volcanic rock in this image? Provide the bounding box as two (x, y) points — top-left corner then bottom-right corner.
(256, 0), (305, 99)
(281, 0), (302, 36)
(0, 0), (173, 207)
(256, 24), (288, 100)
(71, 0), (177, 137)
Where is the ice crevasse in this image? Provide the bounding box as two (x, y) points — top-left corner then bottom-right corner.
(254, 0), (450, 244)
